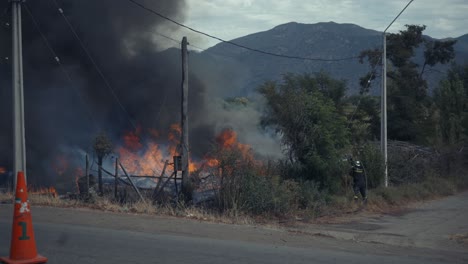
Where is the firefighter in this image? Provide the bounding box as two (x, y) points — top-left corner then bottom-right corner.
(350, 160), (367, 203)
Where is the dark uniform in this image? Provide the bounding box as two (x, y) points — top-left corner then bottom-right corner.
(350, 161), (367, 201)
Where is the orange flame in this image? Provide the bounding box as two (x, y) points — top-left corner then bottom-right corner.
(217, 129), (253, 160)
(197, 128), (256, 171)
(31, 186), (58, 198)
(216, 129), (237, 148)
(53, 155), (69, 176)
(189, 162), (198, 173)
(122, 126), (143, 152)
(0, 167), (6, 174)
(117, 125), (182, 176)
(168, 123), (181, 156)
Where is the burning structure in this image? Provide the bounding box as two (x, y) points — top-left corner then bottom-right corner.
(0, 1), (281, 191)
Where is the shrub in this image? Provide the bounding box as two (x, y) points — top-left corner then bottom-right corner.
(360, 144), (385, 189)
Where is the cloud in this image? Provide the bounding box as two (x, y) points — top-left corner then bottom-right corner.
(186, 0), (468, 48)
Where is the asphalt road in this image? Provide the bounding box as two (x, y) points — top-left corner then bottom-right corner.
(0, 193), (466, 263)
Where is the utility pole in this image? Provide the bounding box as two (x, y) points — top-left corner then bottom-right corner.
(381, 0), (414, 188)
(381, 33), (388, 187)
(11, 0), (26, 188)
(180, 37), (189, 193)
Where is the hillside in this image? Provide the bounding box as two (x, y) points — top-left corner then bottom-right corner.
(191, 22), (468, 97)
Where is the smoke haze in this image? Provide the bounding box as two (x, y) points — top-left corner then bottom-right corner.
(0, 0), (282, 188)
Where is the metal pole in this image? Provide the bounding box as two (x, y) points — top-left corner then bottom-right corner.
(382, 33), (388, 187)
(180, 37), (189, 192)
(380, 0), (413, 188)
(11, 0), (27, 188)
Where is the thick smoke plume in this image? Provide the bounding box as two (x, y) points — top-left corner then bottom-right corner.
(0, 0), (282, 189)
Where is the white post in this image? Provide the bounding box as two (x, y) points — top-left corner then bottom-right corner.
(11, 0), (27, 188)
(381, 33), (388, 187)
(380, 0), (414, 188)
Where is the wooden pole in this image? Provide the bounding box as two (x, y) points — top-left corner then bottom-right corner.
(174, 170), (178, 200)
(153, 172), (176, 201)
(85, 154), (89, 193)
(114, 158), (119, 200)
(152, 160), (168, 200)
(119, 162), (145, 202)
(180, 37), (189, 192)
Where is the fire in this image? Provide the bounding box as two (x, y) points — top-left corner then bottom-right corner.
(0, 167), (6, 174)
(115, 125), (252, 176)
(52, 155), (69, 176)
(205, 159), (219, 167)
(51, 126), (257, 190)
(118, 142), (165, 175)
(189, 162), (198, 172)
(122, 126), (143, 152)
(31, 186), (58, 198)
(215, 129), (254, 161)
(216, 129), (237, 148)
(197, 128), (256, 170)
(117, 125), (182, 176)
(168, 123), (181, 156)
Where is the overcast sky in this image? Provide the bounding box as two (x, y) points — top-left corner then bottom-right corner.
(175, 0), (468, 49)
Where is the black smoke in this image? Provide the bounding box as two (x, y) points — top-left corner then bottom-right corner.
(0, 0), (215, 188)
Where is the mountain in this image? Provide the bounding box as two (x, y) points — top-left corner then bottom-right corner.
(191, 22), (468, 97)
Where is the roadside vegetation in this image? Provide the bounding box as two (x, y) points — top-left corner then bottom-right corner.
(1, 24), (467, 224)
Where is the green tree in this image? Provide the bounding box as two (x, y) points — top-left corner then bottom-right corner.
(93, 132), (113, 195)
(346, 95), (380, 144)
(259, 73), (350, 191)
(433, 70), (467, 145)
(359, 25), (457, 143)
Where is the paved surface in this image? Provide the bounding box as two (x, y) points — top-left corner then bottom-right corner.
(306, 191), (468, 252)
(0, 192), (466, 263)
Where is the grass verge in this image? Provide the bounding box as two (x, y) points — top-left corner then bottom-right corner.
(0, 173), (466, 226)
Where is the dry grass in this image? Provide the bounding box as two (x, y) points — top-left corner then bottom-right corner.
(0, 191), (13, 202)
(0, 172), (465, 226)
(29, 194), (76, 207)
(0, 190), (255, 225)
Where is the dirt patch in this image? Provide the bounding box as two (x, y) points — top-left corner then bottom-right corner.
(450, 233), (468, 245)
(332, 222), (382, 231)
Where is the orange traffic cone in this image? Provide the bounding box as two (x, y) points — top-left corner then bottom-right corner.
(0, 171), (47, 264)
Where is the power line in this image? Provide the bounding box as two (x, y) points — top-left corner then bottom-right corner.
(152, 31), (208, 52)
(384, 0), (415, 33)
(51, 0), (138, 130)
(23, 3), (100, 133)
(188, 43), (206, 52)
(126, 0), (360, 62)
(51, 1), (167, 174)
(154, 30), (181, 45)
(347, 55), (382, 129)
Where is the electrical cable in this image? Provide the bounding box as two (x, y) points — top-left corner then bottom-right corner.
(24, 3), (100, 133)
(51, 0), (138, 130)
(35, 1), (165, 177)
(383, 0), (415, 33)
(127, 0), (360, 62)
(154, 30), (181, 45)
